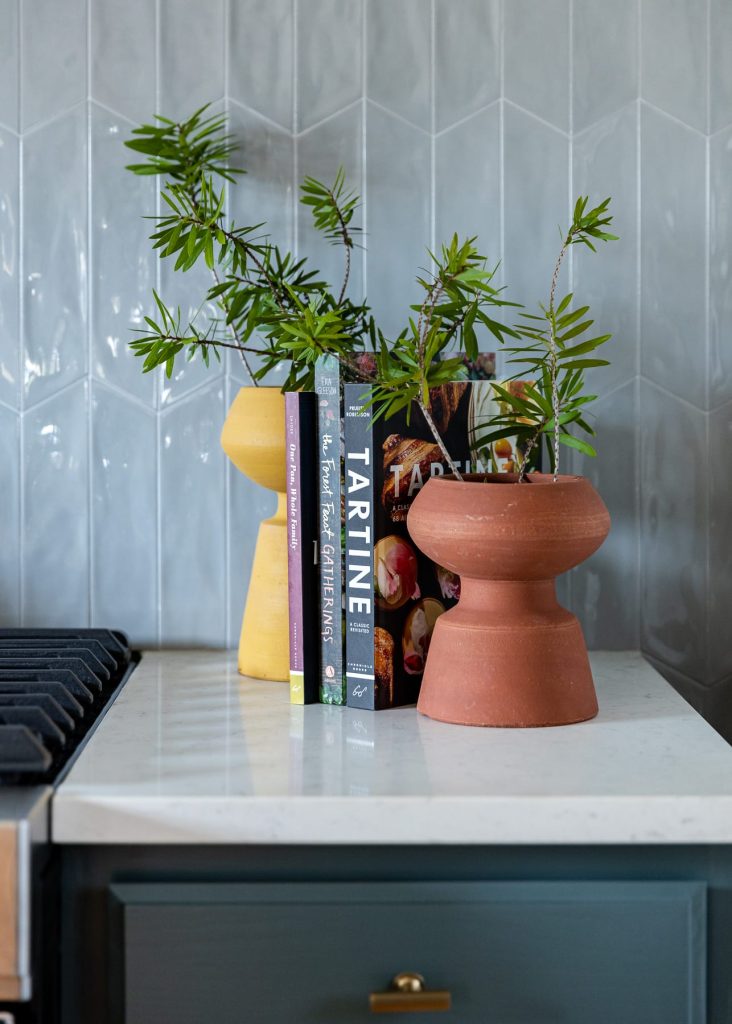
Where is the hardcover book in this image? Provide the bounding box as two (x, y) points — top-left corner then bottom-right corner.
(314, 354), (347, 704)
(343, 378), (532, 710)
(285, 391), (319, 705)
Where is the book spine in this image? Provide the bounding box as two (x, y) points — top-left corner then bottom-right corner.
(286, 392), (319, 704)
(314, 356), (346, 704)
(344, 384), (375, 709)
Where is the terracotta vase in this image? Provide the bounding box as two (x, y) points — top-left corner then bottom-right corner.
(220, 387), (288, 682)
(407, 474), (610, 727)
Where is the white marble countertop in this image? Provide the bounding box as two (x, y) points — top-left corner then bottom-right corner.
(52, 650), (732, 845)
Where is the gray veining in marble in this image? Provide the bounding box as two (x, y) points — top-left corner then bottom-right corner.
(0, 0), (729, 740)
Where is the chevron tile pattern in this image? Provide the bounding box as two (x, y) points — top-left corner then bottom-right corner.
(0, 1), (729, 733)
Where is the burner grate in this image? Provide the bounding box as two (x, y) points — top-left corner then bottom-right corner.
(0, 629), (135, 785)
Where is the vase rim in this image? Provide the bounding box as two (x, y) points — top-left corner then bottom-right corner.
(431, 472), (587, 488)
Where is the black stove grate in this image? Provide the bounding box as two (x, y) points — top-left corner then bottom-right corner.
(0, 629), (136, 786)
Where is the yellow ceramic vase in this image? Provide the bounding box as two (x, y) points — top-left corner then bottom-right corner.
(221, 387), (289, 681)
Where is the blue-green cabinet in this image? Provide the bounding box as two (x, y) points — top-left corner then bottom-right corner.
(112, 880), (706, 1023)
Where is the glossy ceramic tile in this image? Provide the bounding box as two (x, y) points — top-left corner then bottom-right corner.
(0, 127), (19, 409)
(640, 105), (706, 409)
(504, 0), (569, 132)
(20, 0), (86, 130)
(297, 103), (364, 301)
(90, 0), (156, 125)
(708, 400), (732, 683)
(640, 381), (708, 680)
(22, 380), (89, 625)
(710, 127), (732, 409)
(571, 381), (640, 650)
(573, 104), (639, 394)
(641, 0), (707, 133)
(365, 101), (430, 338)
(0, 404), (20, 622)
(228, 101), (294, 253)
(91, 383), (157, 644)
(2, 0), (729, 680)
(367, 0), (431, 131)
(228, 0), (293, 130)
(297, 0), (362, 132)
(90, 105), (156, 406)
(160, 382), (227, 645)
(23, 107), (87, 407)
(159, 0), (225, 120)
(572, 0), (637, 134)
(503, 102), (569, 310)
(435, 103), (501, 295)
(710, 0), (732, 132)
(0, 0), (19, 130)
(434, 0), (500, 132)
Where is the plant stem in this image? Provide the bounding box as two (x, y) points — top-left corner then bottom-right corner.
(547, 239), (568, 482)
(210, 266), (258, 386)
(418, 399), (463, 480)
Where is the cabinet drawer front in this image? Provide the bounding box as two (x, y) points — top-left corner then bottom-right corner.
(112, 880), (705, 1024)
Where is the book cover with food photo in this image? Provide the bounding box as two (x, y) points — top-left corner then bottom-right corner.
(343, 375), (532, 710)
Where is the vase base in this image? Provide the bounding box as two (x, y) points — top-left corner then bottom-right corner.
(417, 612), (599, 728)
(237, 515), (289, 683)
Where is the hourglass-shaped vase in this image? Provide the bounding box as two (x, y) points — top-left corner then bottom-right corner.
(221, 387), (289, 681)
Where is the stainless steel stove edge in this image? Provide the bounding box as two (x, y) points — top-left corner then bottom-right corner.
(0, 786), (51, 1001)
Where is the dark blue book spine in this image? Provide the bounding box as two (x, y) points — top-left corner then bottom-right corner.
(344, 384), (375, 709)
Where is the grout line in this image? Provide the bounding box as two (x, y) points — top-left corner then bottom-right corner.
(361, 0), (368, 303)
(224, 375), (231, 649)
(706, 0), (711, 135)
(91, 376), (158, 415)
(430, 0), (436, 256)
(87, 97), (136, 129)
(154, 0), (162, 648)
(432, 97), (501, 139)
(292, 0), (299, 258)
(224, 0), (231, 647)
(567, 0), (574, 304)
(639, 97), (708, 139)
(636, 0), (644, 651)
(498, 0), (505, 311)
(86, 0), (93, 627)
(295, 97), (362, 139)
(642, 374), (712, 415)
(227, 95), (292, 135)
(502, 98), (570, 139)
(292, 0), (298, 136)
(17, 0), (24, 625)
(704, 0), (711, 681)
(19, 373), (90, 414)
(20, 97), (88, 139)
(365, 97), (432, 137)
(223, 0), (230, 101)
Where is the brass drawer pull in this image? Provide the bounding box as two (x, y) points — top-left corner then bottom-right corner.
(370, 972), (452, 1013)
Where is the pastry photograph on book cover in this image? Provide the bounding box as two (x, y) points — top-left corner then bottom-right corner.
(344, 377), (534, 711)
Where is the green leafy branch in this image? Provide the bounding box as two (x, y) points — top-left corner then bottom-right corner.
(125, 106), (367, 389)
(365, 235), (520, 477)
(474, 197), (618, 481)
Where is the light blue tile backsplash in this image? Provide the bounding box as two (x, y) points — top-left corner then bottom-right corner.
(0, 0), (731, 732)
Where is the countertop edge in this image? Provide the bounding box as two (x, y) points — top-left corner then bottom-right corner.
(51, 793), (732, 846)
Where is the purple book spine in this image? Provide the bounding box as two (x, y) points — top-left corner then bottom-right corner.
(286, 392), (306, 703)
